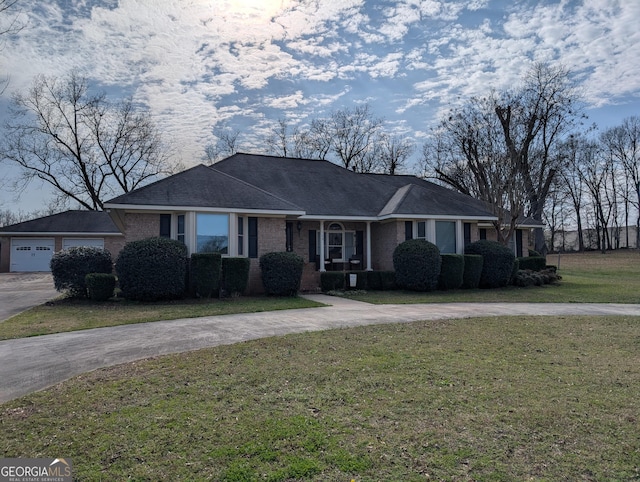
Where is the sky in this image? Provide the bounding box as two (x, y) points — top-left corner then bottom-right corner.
(1, 0), (639, 214)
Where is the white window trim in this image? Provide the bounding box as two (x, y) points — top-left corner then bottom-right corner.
(317, 222), (357, 262)
(415, 219), (464, 254)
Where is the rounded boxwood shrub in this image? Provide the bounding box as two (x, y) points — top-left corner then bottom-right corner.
(190, 253), (222, 298)
(115, 237), (188, 301)
(465, 240), (515, 288)
(461, 254), (483, 289)
(50, 246), (113, 297)
(393, 239), (441, 291)
(85, 273), (116, 301)
(438, 254), (464, 290)
(222, 257), (251, 295)
(260, 252), (304, 296)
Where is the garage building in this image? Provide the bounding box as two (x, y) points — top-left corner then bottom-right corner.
(0, 211), (124, 273)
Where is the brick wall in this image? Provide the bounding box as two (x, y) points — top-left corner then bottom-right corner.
(124, 213), (160, 244)
(371, 221), (404, 271)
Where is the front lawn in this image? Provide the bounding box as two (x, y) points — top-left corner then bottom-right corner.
(3, 315), (639, 480)
(0, 296), (324, 341)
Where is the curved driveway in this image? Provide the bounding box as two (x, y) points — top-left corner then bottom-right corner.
(1, 294), (640, 403)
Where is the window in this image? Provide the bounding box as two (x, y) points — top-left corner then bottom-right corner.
(159, 214), (171, 238)
(238, 216), (244, 256)
(317, 223), (356, 261)
(436, 221), (456, 253)
(196, 213), (229, 254)
(479, 228), (487, 240)
(417, 221), (426, 240)
(177, 215), (185, 244)
(286, 221), (293, 252)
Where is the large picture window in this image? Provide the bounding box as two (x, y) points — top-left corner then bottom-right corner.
(436, 221), (456, 253)
(196, 213), (229, 254)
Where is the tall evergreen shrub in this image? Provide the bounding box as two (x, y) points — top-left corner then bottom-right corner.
(115, 237), (187, 301)
(465, 240), (515, 288)
(392, 239), (441, 291)
(438, 254), (464, 290)
(222, 257), (251, 295)
(260, 252), (304, 296)
(50, 246), (112, 297)
(190, 253), (222, 298)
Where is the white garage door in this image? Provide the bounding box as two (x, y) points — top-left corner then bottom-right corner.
(10, 238), (55, 272)
(62, 238), (105, 250)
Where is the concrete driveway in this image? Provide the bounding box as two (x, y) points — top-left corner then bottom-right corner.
(0, 273), (59, 322)
(1, 294), (640, 403)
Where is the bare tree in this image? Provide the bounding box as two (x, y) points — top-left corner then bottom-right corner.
(558, 135), (588, 251)
(328, 104), (383, 172)
(422, 96), (526, 244)
(494, 63), (583, 253)
(1, 72), (175, 210)
(379, 133), (414, 175)
(204, 126), (241, 163)
(600, 116), (640, 247)
(265, 118), (291, 157)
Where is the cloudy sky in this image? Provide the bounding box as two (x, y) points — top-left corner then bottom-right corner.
(1, 0), (639, 213)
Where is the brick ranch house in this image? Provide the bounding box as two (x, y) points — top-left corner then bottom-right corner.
(1, 153), (537, 293)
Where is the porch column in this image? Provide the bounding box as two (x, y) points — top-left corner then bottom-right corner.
(366, 221), (372, 271)
(319, 220), (326, 272)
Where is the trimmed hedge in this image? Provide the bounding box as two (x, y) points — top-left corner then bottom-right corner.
(321, 272), (345, 292)
(438, 254), (464, 290)
(50, 246), (113, 297)
(462, 254), (483, 289)
(260, 252), (304, 296)
(85, 273), (116, 301)
(393, 239), (441, 291)
(465, 240), (515, 289)
(517, 256), (546, 271)
(190, 253), (222, 298)
(222, 257), (251, 295)
(346, 270), (367, 290)
(115, 237), (188, 301)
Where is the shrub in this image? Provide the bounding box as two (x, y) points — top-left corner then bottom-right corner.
(190, 253), (222, 298)
(517, 256), (546, 271)
(465, 240), (515, 289)
(115, 237), (188, 301)
(528, 248), (541, 257)
(321, 272), (345, 292)
(461, 254), (483, 289)
(50, 246), (113, 297)
(438, 254), (465, 290)
(380, 271), (397, 290)
(366, 271), (382, 290)
(85, 273), (116, 301)
(393, 239), (441, 291)
(260, 252), (304, 296)
(222, 257), (251, 295)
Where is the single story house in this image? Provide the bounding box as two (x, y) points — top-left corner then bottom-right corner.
(103, 153), (535, 293)
(0, 154), (538, 292)
(0, 210), (124, 272)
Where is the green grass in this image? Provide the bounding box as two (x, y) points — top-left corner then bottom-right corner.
(2, 315), (639, 480)
(0, 296), (324, 341)
(341, 250), (640, 304)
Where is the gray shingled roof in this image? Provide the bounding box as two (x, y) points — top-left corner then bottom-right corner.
(105, 164), (303, 212)
(0, 210), (121, 234)
(104, 153), (497, 220)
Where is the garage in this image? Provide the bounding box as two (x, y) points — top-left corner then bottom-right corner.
(10, 238), (55, 272)
(62, 238), (105, 250)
